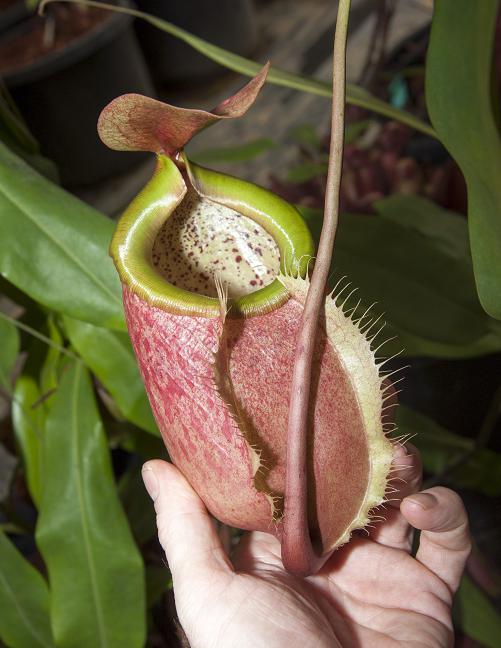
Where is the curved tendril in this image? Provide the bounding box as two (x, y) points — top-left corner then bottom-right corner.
(282, 0), (351, 577)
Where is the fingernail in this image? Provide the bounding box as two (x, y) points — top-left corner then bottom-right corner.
(406, 493), (437, 511)
(142, 465), (159, 501)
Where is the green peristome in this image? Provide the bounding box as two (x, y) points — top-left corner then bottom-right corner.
(110, 154), (314, 317)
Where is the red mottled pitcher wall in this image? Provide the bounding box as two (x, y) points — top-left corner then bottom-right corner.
(124, 285), (371, 550)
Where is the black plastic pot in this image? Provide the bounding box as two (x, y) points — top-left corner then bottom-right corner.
(2, 5), (155, 187)
(134, 0), (258, 84)
(0, 0), (30, 35)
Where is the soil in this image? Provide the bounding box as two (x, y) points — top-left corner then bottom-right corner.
(0, 5), (110, 75)
(0, 0), (20, 10)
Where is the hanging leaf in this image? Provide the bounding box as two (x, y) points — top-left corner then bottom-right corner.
(0, 142), (124, 330)
(12, 376), (44, 507)
(63, 317), (157, 435)
(39, 0), (435, 138)
(0, 530), (54, 648)
(426, 0), (501, 319)
(36, 362), (146, 648)
(0, 314), (19, 391)
(454, 575), (501, 648)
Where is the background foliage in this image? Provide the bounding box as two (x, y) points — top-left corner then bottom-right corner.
(0, 0), (500, 646)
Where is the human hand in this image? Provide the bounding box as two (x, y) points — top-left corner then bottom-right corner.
(142, 444), (471, 648)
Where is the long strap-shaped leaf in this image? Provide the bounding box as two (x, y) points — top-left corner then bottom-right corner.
(36, 362), (146, 648)
(39, 0), (436, 138)
(0, 531), (55, 648)
(0, 315), (19, 390)
(454, 575), (501, 648)
(426, 0), (501, 320)
(0, 142), (124, 330)
(12, 376), (45, 508)
(63, 317), (158, 436)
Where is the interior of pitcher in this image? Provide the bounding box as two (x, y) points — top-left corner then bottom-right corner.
(151, 187), (282, 299)
(111, 155), (314, 317)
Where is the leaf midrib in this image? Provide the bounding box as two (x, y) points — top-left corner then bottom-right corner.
(0, 183), (121, 309)
(71, 364), (108, 648)
(0, 563), (53, 648)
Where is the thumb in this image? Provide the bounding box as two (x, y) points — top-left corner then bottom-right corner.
(142, 460), (233, 581)
(401, 486), (471, 595)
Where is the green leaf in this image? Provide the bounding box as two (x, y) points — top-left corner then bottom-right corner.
(0, 90), (59, 183)
(119, 465), (157, 546)
(396, 406), (472, 474)
(0, 142), (124, 330)
(373, 195), (470, 261)
(286, 161), (329, 183)
(426, 0), (501, 319)
(288, 124), (321, 148)
(145, 566), (172, 608)
(120, 426), (167, 462)
(454, 575), (501, 648)
(344, 120), (370, 145)
(190, 138), (277, 165)
(396, 406), (501, 497)
(12, 376), (44, 507)
(0, 314), (19, 391)
(39, 317), (64, 400)
(41, 0), (436, 138)
(36, 362), (146, 648)
(0, 530), (54, 648)
(299, 201), (501, 358)
(63, 317), (157, 435)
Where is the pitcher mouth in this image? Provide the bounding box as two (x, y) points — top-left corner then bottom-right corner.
(110, 154), (314, 317)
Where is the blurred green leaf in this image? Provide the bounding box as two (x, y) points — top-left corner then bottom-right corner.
(0, 88), (59, 182)
(287, 162), (328, 183)
(42, 0), (436, 138)
(373, 195), (470, 261)
(396, 406), (501, 497)
(427, 0), (501, 319)
(299, 201), (501, 358)
(396, 405), (471, 472)
(344, 120), (370, 144)
(39, 317), (64, 400)
(0, 314), (19, 391)
(36, 362), (146, 647)
(12, 377), (44, 507)
(0, 530), (54, 648)
(64, 317), (157, 435)
(288, 124), (321, 149)
(145, 566), (172, 608)
(454, 575), (501, 648)
(119, 465), (157, 546)
(190, 138), (276, 165)
(0, 142), (124, 330)
(120, 426), (167, 462)
(0, 87), (39, 155)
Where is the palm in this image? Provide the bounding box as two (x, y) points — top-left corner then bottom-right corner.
(145, 445), (470, 648)
(222, 530), (453, 648)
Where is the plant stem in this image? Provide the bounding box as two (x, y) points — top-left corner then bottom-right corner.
(281, 0), (351, 577)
